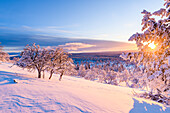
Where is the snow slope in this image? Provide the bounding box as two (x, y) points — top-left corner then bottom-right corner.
(0, 63), (169, 113)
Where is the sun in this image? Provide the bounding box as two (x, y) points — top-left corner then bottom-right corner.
(148, 42), (156, 49)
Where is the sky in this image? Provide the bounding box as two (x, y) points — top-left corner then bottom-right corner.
(0, 0), (164, 53)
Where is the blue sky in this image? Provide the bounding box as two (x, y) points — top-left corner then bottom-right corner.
(0, 0), (164, 53)
(0, 0), (164, 41)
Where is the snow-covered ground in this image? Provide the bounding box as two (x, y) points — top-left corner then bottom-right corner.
(0, 63), (169, 113)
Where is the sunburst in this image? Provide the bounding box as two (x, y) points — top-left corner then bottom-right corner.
(148, 42), (156, 49)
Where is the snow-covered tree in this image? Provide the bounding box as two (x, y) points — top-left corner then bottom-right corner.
(64, 64), (78, 76)
(16, 43), (49, 78)
(84, 68), (98, 80)
(77, 64), (87, 77)
(46, 48), (74, 80)
(98, 71), (106, 83)
(103, 70), (117, 85)
(16, 44), (74, 80)
(0, 42), (10, 63)
(120, 0), (170, 98)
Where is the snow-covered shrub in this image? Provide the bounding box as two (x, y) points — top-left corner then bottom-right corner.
(134, 91), (170, 105)
(123, 67), (143, 88)
(103, 70), (117, 85)
(10, 57), (20, 63)
(84, 68), (98, 81)
(116, 69), (131, 86)
(77, 64), (87, 77)
(65, 66), (78, 76)
(120, 0), (170, 102)
(0, 43), (10, 63)
(0, 51), (10, 63)
(97, 69), (107, 83)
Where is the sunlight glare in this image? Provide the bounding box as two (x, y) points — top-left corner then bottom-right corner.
(148, 42), (156, 49)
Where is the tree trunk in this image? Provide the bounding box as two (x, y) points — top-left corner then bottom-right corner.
(38, 70), (41, 78)
(59, 71), (64, 81)
(43, 71), (45, 79)
(49, 70), (53, 79)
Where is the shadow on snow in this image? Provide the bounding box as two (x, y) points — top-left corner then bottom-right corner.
(130, 98), (170, 113)
(0, 71), (31, 85)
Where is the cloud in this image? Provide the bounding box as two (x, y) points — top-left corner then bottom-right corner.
(21, 25), (78, 35)
(0, 33), (137, 53)
(58, 43), (96, 51)
(0, 25), (112, 42)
